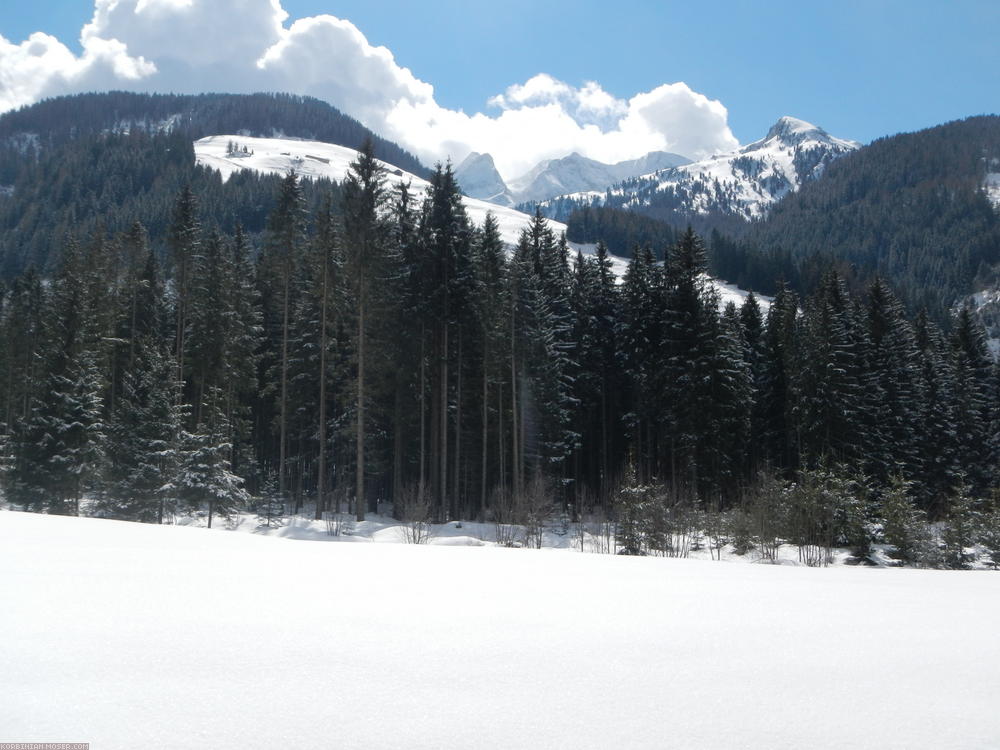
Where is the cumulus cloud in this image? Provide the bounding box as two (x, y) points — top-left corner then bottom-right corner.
(0, 0), (739, 179)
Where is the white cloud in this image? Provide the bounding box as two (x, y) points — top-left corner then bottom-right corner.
(0, 0), (739, 179)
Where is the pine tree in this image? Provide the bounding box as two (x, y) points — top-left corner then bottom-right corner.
(661, 227), (717, 499)
(167, 186), (201, 398)
(794, 271), (861, 467)
(99, 338), (180, 523)
(739, 292), (766, 477)
(166, 400), (250, 529)
(1, 270), (45, 431)
(708, 302), (752, 503)
(187, 229), (229, 427)
(473, 211), (508, 517)
(617, 245), (663, 481)
(951, 306), (993, 495)
(861, 277), (920, 486)
(8, 238), (105, 514)
(342, 139), (388, 521)
(221, 225), (263, 480)
(261, 172), (308, 500)
(760, 282), (799, 472)
(912, 310), (960, 514)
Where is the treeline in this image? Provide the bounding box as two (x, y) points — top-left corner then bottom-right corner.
(1, 141), (999, 566)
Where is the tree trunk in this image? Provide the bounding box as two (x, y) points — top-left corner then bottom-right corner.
(439, 321), (449, 519)
(279, 268), (290, 500)
(315, 247), (330, 521)
(480, 338), (488, 520)
(453, 330), (462, 519)
(511, 348), (520, 496)
(419, 326), (426, 500)
(498, 379), (505, 497)
(356, 283), (366, 522)
(392, 380), (403, 509)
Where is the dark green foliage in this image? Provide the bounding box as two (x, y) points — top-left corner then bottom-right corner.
(563, 205), (677, 259)
(98, 338), (179, 523)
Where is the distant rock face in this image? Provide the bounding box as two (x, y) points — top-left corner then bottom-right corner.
(507, 150), (691, 204)
(454, 152), (515, 206)
(541, 116), (860, 222)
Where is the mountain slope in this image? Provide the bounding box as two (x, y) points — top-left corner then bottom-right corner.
(732, 115), (1000, 315)
(541, 117), (858, 226)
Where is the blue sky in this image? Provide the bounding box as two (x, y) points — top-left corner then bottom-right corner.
(1, 0), (997, 172)
(284, 0), (1000, 144)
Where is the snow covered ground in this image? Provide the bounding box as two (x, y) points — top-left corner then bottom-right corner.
(3, 509), (998, 749)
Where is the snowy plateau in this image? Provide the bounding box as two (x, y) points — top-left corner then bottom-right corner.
(543, 116), (860, 221)
(2, 509), (999, 750)
(194, 135), (761, 309)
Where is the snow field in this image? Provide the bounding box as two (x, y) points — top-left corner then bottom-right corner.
(195, 134), (571, 251)
(2, 510), (999, 750)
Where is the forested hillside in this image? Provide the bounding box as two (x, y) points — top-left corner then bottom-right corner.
(0, 92), (430, 275)
(0, 129), (339, 276)
(0, 91), (428, 175)
(714, 116), (1000, 316)
(562, 205), (679, 259)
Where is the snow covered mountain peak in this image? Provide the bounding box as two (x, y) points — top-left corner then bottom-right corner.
(454, 151), (515, 206)
(508, 149), (691, 204)
(766, 115), (824, 140)
(541, 117), (860, 222)
(753, 115), (859, 152)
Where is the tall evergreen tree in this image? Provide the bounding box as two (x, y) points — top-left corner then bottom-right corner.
(342, 139), (388, 521)
(261, 172), (308, 500)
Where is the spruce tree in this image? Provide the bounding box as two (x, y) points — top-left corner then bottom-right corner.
(261, 172), (307, 501)
(342, 139), (388, 521)
(99, 338), (180, 523)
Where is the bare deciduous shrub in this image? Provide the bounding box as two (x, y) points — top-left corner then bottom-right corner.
(521, 473), (554, 549)
(753, 473), (787, 562)
(324, 487), (353, 536)
(492, 488), (519, 547)
(395, 483), (434, 544)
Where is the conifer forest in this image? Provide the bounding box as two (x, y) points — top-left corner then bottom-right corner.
(2, 137), (999, 569)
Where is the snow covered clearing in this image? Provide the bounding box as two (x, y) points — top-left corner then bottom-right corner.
(986, 172), (1000, 209)
(195, 134), (570, 251)
(3, 510), (999, 750)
